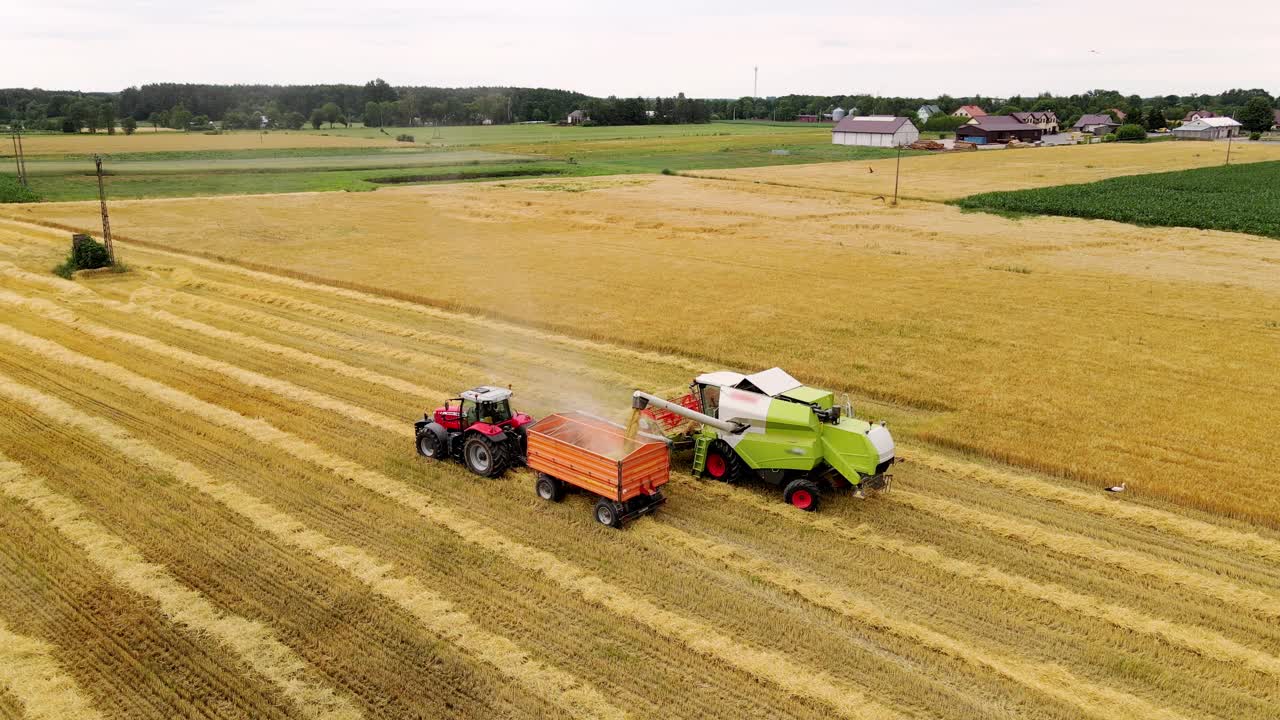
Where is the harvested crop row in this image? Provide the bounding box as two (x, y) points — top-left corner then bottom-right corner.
(0, 454), (362, 720)
(908, 448), (1280, 563)
(643, 522), (1190, 720)
(0, 290), (402, 436)
(0, 369), (625, 720)
(895, 489), (1280, 619)
(0, 320), (901, 720)
(688, 479), (1280, 678)
(0, 618), (102, 720)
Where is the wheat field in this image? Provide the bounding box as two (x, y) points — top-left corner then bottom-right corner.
(0, 213), (1278, 719)
(9, 153), (1280, 525)
(13, 131), (396, 157)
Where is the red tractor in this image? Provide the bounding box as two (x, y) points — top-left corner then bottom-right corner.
(415, 386), (534, 477)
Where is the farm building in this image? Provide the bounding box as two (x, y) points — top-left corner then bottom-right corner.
(1183, 110), (1217, 122)
(831, 107), (847, 122)
(566, 109), (587, 125)
(1172, 116), (1242, 140)
(1072, 114), (1120, 135)
(1273, 109), (1280, 129)
(917, 104), (943, 122)
(1106, 108), (1127, 122)
(953, 105), (986, 119)
(794, 114), (821, 123)
(831, 116), (919, 147)
(957, 116), (1046, 145)
(1011, 111), (1060, 133)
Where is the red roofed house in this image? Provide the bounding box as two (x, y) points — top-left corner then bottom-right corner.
(1107, 108), (1127, 122)
(831, 116), (920, 147)
(957, 115), (1046, 144)
(953, 105), (987, 119)
(1183, 110), (1216, 122)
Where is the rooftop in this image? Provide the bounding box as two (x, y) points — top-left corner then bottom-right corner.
(832, 115), (912, 134)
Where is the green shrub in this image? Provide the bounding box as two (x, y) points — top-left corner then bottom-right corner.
(0, 175), (40, 203)
(53, 235), (113, 277)
(1251, 132), (1262, 141)
(1115, 124), (1147, 141)
(1102, 133), (1118, 143)
(924, 114), (969, 131)
(396, 134), (415, 142)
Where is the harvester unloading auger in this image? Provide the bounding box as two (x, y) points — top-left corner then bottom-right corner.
(633, 368), (895, 512)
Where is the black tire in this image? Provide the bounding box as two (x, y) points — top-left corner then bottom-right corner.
(463, 434), (510, 478)
(535, 474), (564, 502)
(703, 440), (743, 483)
(593, 498), (623, 528)
(783, 478), (821, 512)
(416, 428), (444, 459)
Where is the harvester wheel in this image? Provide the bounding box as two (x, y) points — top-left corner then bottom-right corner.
(535, 474), (565, 502)
(463, 434), (509, 478)
(783, 478), (821, 512)
(593, 498), (623, 528)
(704, 441), (743, 484)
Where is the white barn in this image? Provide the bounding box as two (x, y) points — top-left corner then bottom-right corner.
(1172, 117), (1242, 140)
(831, 116), (919, 147)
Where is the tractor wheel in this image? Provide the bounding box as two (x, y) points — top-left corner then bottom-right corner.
(593, 498), (623, 529)
(416, 429), (444, 459)
(783, 478), (821, 512)
(535, 474), (565, 502)
(704, 441), (743, 483)
(463, 434), (509, 478)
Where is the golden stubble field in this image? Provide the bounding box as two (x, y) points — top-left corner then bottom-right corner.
(697, 140), (1280, 200)
(8, 143), (1279, 526)
(0, 216), (1279, 720)
(15, 130), (396, 156)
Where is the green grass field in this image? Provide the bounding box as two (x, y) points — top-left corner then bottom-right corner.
(7, 122), (913, 201)
(953, 160), (1280, 239)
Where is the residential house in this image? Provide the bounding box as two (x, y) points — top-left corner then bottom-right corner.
(917, 104), (943, 123)
(1010, 111), (1060, 133)
(831, 116), (920, 147)
(1273, 109), (1280, 129)
(957, 116), (1046, 144)
(953, 105), (987, 119)
(567, 109), (587, 125)
(1183, 110), (1217, 122)
(1172, 116), (1242, 140)
(1106, 108), (1127, 122)
(1072, 113), (1120, 135)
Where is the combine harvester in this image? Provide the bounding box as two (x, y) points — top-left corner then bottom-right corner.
(634, 368), (895, 512)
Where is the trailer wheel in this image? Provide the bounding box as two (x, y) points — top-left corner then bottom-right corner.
(463, 434), (509, 478)
(593, 498), (623, 528)
(535, 474), (564, 502)
(704, 441), (742, 483)
(783, 478), (821, 512)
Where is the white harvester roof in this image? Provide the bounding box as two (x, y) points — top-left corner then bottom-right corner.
(460, 386), (512, 402)
(694, 368), (803, 397)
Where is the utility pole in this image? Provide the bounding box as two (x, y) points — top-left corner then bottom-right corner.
(15, 124), (28, 187)
(892, 145), (902, 206)
(9, 132), (20, 185)
(1225, 134), (1233, 165)
(93, 155), (114, 264)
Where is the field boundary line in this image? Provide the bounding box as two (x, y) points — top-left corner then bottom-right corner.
(0, 454), (362, 720)
(0, 373), (628, 720)
(895, 489), (1280, 619)
(0, 290), (404, 436)
(909, 448), (1280, 563)
(644, 523), (1192, 720)
(0, 617), (103, 720)
(0, 215), (704, 372)
(0, 323), (903, 720)
(687, 479), (1280, 678)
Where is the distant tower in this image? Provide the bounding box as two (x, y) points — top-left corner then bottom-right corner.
(753, 66), (758, 98)
(833, 107), (846, 122)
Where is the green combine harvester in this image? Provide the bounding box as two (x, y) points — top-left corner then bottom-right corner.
(633, 368), (895, 512)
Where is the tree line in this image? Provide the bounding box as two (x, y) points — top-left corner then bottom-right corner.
(2, 83), (1275, 133)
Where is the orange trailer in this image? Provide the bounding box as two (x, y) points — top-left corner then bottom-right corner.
(526, 411), (669, 528)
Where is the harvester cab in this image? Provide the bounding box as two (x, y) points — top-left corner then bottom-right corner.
(415, 386), (533, 478)
(634, 368), (895, 511)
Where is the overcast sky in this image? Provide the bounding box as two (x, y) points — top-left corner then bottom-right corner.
(5, 0), (1277, 98)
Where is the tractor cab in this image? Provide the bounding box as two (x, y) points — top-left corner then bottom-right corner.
(436, 386), (518, 431)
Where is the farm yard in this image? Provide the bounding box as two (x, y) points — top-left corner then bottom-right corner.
(2, 125), (1280, 720)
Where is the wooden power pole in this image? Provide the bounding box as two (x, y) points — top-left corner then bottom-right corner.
(94, 154), (114, 263)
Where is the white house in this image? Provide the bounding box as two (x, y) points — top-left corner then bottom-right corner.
(831, 116), (920, 147)
(917, 104), (942, 123)
(1172, 116), (1242, 140)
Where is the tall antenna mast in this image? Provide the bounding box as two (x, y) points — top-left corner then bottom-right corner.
(753, 66), (758, 98)
(94, 154), (114, 264)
